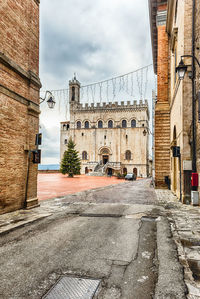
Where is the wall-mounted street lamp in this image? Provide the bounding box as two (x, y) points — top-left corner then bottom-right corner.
(143, 129), (147, 136)
(24, 90), (56, 209)
(176, 55), (200, 80)
(39, 90), (56, 109)
(143, 127), (154, 137)
(176, 58), (188, 80)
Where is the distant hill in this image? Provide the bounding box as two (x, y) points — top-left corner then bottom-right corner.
(38, 164), (60, 170)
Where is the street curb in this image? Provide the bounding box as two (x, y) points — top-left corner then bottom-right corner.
(155, 217), (187, 299)
(0, 214), (51, 237)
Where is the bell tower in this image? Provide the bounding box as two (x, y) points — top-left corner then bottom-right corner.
(69, 74), (80, 108)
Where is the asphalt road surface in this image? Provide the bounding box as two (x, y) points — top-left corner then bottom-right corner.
(0, 179), (186, 299)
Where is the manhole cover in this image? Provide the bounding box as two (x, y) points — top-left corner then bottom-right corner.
(43, 276), (100, 299)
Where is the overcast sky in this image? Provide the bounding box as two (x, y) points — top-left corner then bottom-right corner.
(39, 0), (153, 165)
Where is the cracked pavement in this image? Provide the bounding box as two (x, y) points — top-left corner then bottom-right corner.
(0, 179), (187, 298)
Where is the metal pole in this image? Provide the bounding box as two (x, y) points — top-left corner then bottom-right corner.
(24, 150), (31, 209)
(179, 154), (182, 202)
(192, 0), (196, 176)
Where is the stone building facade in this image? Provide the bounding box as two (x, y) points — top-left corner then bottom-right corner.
(0, 0), (41, 214)
(166, 0), (194, 202)
(149, 0), (200, 202)
(60, 77), (149, 177)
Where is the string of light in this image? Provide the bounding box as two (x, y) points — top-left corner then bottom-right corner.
(40, 64), (153, 118)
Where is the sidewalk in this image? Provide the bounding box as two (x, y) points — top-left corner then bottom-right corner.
(156, 189), (200, 299)
(0, 181), (126, 235)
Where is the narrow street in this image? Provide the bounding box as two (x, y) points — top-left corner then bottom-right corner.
(0, 179), (186, 298)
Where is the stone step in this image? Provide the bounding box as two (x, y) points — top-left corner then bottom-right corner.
(26, 198), (40, 209)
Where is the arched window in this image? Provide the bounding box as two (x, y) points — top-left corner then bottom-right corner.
(125, 150), (131, 160)
(85, 121), (89, 129)
(122, 120), (127, 128)
(131, 119), (136, 128)
(108, 120), (113, 128)
(98, 120), (103, 128)
(77, 121), (81, 129)
(71, 86), (75, 101)
(82, 151), (87, 160)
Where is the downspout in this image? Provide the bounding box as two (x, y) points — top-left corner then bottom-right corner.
(24, 150), (31, 208)
(192, 0), (197, 176)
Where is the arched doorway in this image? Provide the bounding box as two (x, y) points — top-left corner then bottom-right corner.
(133, 168), (137, 177)
(100, 148), (110, 165)
(123, 168), (127, 175)
(103, 155), (109, 165)
(85, 167), (88, 174)
(107, 168), (113, 176)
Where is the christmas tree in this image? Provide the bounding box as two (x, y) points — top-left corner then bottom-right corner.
(60, 137), (81, 177)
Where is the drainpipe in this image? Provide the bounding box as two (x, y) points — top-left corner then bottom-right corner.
(24, 150), (31, 208)
(192, 0), (197, 178)
(192, 0), (197, 191)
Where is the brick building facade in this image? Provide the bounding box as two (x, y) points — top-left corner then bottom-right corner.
(149, 0), (170, 188)
(0, 0), (41, 214)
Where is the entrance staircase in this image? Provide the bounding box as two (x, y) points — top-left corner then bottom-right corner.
(87, 162), (105, 176)
(87, 161), (121, 176)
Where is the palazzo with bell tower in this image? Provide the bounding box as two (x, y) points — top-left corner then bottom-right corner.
(60, 76), (150, 177)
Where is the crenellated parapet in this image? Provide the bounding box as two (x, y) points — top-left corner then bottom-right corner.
(71, 99), (149, 112)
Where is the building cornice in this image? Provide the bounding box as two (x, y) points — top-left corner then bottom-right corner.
(71, 101), (149, 120)
(0, 52), (42, 88)
(157, 10), (167, 26)
(33, 0), (40, 5)
(0, 84), (40, 115)
(166, 0), (174, 34)
(149, 0), (157, 73)
(148, 0), (168, 74)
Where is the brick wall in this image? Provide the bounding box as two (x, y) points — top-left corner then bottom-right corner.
(0, 0), (40, 214)
(154, 4), (171, 188)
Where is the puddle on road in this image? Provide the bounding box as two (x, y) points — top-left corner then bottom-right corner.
(180, 238), (200, 282)
(125, 213), (146, 219)
(188, 260), (200, 281)
(141, 216), (158, 222)
(181, 238), (200, 247)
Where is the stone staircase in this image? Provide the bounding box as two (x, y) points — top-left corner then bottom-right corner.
(87, 162), (105, 176)
(87, 162), (121, 176)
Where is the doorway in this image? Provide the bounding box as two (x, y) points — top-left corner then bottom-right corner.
(123, 168), (127, 175)
(133, 168), (138, 177)
(103, 155), (109, 165)
(107, 168), (113, 176)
